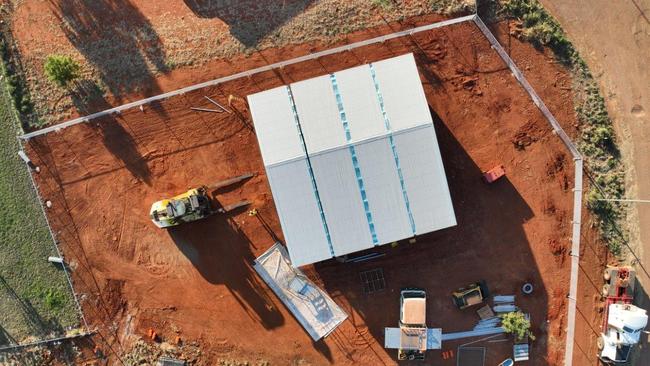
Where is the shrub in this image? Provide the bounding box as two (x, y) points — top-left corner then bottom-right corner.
(371, 0), (393, 9)
(44, 288), (65, 311)
(502, 311), (535, 341)
(44, 54), (80, 88)
(502, 0), (575, 64)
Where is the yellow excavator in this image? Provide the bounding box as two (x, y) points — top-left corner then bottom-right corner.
(149, 173), (254, 228)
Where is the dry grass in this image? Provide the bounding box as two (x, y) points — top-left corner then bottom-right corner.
(8, 0), (474, 127)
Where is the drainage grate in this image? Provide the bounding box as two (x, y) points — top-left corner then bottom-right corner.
(457, 347), (485, 366)
(360, 268), (385, 294)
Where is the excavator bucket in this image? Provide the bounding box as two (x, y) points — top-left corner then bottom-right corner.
(206, 173), (255, 190)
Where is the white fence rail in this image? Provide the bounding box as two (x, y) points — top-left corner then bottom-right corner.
(19, 14), (475, 140)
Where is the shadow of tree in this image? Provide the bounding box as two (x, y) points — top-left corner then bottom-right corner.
(183, 0), (314, 47)
(68, 79), (152, 185)
(168, 214), (284, 330)
(0, 276), (64, 339)
(49, 0), (168, 101)
(0, 324), (16, 346)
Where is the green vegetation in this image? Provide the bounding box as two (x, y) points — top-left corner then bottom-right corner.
(501, 0), (627, 255)
(0, 46), (78, 340)
(44, 54), (80, 88)
(0, 39), (33, 118)
(502, 311), (535, 341)
(371, 0), (393, 9)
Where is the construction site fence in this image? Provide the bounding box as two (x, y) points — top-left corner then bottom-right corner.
(19, 14), (476, 140)
(472, 15), (583, 366)
(0, 331), (95, 353)
(14, 12), (587, 366)
(0, 57), (89, 338)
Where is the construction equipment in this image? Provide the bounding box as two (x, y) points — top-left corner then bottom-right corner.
(149, 173), (253, 228)
(452, 281), (489, 309)
(598, 266), (648, 364)
(384, 288), (443, 360)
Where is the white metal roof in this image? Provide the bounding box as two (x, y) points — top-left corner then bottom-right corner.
(248, 53), (456, 267)
(247, 87), (305, 166)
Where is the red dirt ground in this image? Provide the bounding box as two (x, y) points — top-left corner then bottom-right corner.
(22, 17), (605, 366)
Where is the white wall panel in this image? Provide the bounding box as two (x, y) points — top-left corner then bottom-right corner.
(393, 125), (456, 234)
(309, 149), (374, 255)
(354, 138), (413, 243)
(372, 54), (433, 132)
(266, 160), (332, 266)
(334, 65), (387, 142)
(290, 76), (346, 154)
(248, 86), (305, 166)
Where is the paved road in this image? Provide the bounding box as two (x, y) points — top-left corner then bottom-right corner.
(538, 0), (650, 363)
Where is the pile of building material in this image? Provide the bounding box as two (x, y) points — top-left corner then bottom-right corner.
(493, 295), (517, 313)
(441, 294), (519, 341)
(253, 243), (348, 340)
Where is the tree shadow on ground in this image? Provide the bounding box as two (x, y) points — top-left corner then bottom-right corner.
(0, 324), (16, 346)
(168, 212), (284, 330)
(49, 0), (168, 101)
(69, 80), (152, 185)
(313, 111), (550, 365)
(182, 0), (314, 47)
(91, 118), (152, 185)
(0, 276), (64, 340)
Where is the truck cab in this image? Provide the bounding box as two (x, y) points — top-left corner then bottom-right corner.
(398, 289), (427, 360)
(599, 303), (648, 363)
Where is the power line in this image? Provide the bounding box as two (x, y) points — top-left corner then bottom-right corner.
(596, 198), (650, 203)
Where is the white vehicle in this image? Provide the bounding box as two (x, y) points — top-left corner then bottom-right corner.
(599, 303), (648, 363)
(598, 267), (649, 364)
(384, 289), (442, 360)
(398, 289), (428, 360)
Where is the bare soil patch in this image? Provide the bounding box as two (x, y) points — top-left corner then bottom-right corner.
(23, 17), (593, 366)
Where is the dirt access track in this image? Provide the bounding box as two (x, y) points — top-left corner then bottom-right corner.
(23, 16), (603, 366)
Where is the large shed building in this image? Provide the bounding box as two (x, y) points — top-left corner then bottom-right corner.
(248, 53), (456, 267)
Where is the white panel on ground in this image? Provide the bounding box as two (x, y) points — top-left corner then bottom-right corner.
(426, 328), (442, 349)
(393, 125), (456, 234)
(384, 328), (442, 350)
(290, 76), (346, 154)
(254, 243), (348, 340)
(372, 53), (432, 132)
(384, 327), (402, 349)
(334, 65), (386, 142)
(309, 149), (373, 255)
(247, 87), (305, 166)
(354, 138), (412, 243)
(266, 160), (332, 267)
